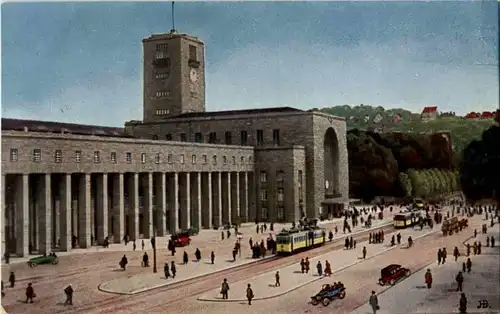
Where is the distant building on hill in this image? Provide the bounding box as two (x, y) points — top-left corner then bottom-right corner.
(421, 106), (438, 121)
(465, 111), (496, 119)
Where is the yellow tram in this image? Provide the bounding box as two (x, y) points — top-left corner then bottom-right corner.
(393, 210), (421, 229)
(276, 227), (326, 255)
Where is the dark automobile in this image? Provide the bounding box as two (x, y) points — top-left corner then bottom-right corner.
(378, 264), (411, 286)
(27, 255), (59, 268)
(310, 283), (346, 306)
(171, 232), (191, 247)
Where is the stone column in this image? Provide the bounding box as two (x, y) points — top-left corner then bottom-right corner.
(96, 173), (108, 245)
(248, 172), (256, 223)
(221, 172), (231, 225)
(128, 173), (139, 241)
(179, 172), (191, 230)
(38, 174), (52, 254)
(212, 172), (222, 228)
(59, 174), (72, 251)
(78, 173), (91, 248)
(168, 173), (179, 233)
(143, 172), (153, 238)
(53, 198), (60, 248)
(15, 174), (30, 257)
(231, 172), (240, 222)
(239, 172), (249, 222)
(113, 173), (124, 243)
(1, 175), (5, 257)
(155, 173), (167, 236)
(201, 172), (212, 229)
(190, 172), (202, 230)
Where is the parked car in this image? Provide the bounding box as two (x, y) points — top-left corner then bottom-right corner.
(27, 254), (59, 268)
(378, 264), (410, 286)
(171, 232), (191, 247)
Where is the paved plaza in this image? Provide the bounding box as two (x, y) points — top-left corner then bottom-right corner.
(197, 225), (440, 302)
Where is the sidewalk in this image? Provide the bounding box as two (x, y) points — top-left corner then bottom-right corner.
(463, 219), (500, 255)
(196, 225), (441, 302)
(350, 254), (500, 314)
(98, 218), (395, 295)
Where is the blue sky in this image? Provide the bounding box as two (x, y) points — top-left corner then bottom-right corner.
(1, 1), (498, 126)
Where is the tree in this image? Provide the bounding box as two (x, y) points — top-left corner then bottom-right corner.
(398, 172), (412, 197)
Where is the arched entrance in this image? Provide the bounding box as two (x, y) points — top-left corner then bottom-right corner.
(323, 127), (341, 218)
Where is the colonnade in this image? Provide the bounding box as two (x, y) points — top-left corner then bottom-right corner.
(1, 171), (255, 257)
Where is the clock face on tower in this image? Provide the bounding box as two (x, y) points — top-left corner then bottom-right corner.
(189, 68), (198, 83)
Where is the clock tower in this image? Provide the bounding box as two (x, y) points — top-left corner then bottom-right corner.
(142, 31), (206, 122)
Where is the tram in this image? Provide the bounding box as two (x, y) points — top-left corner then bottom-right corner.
(276, 227), (326, 255)
(393, 210), (421, 229)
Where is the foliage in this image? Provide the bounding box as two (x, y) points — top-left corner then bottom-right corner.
(404, 169), (461, 199)
(459, 123), (500, 202)
(321, 105), (496, 154)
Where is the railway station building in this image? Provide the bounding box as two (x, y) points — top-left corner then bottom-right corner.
(1, 30), (349, 257)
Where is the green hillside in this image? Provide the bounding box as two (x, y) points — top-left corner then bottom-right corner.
(319, 105), (496, 153)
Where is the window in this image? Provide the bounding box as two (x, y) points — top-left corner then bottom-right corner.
(54, 150), (62, 163)
(10, 149), (18, 162)
(276, 170), (284, 184)
(180, 133), (187, 142)
(152, 135), (159, 140)
(141, 153), (147, 164)
(75, 151), (82, 163)
(192, 154), (196, 164)
(232, 156), (236, 165)
(111, 152), (117, 163)
(155, 91), (170, 98)
(194, 132), (202, 143)
(277, 206), (285, 221)
(189, 45), (197, 61)
(167, 154), (173, 163)
(261, 207), (269, 220)
(93, 151), (100, 163)
(208, 132), (217, 144)
(155, 153), (161, 164)
(33, 149), (41, 162)
(260, 171), (267, 183)
(156, 109), (170, 116)
(166, 134), (172, 141)
(223, 156), (227, 164)
(256, 129), (264, 146)
(240, 131), (248, 145)
(277, 188), (284, 202)
(156, 43), (168, 53)
(225, 131), (232, 145)
(240, 156), (245, 164)
(212, 155), (217, 165)
(180, 154), (185, 164)
(273, 129), (280, 146)
(202, 154), (207, 164)
(155, 72), (169, 79)
(126, 152), (132, 163)
(260, 189), (268, 201)
(248, 156), (253, 164)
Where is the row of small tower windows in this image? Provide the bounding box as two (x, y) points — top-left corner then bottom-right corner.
(9, 148), (252, 165)
(152, 129), (281, 146)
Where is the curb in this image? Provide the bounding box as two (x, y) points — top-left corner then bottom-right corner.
(197, 228), (440, 302)
(97, 221), (394, 295)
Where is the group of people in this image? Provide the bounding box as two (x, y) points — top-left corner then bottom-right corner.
(219, 278), (254, 305)
(1, 280), (74, 306)
(369, 230), (385, 244)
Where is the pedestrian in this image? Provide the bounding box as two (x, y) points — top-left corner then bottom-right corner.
(9, 272), (15, 288)
(353, 239), (357, 249)
(324, 260), (332, 276)
(349, 237), (354, 249)
(437, 249), (442, 265)
(171, 261), (177, 278)
(466, 258), (472, 273)
(305, 257), (310, 274)
(221, 231), (225, 240)
(369, 291), (379, 314)
(459, 293), (467, 314)
(486, 236), (490, 247)
(369, 233), (372, 244)
(141, 239), (145, 250)
(473, 242), (478, 255)
(164, 263), (170, 279)
(462, 262), (466, 273)
(220, 279), (229, 299)
(25, 283), (35, 303)
(391, 235), (395, 247)
(425, 269), (433, 289)
(455, 271), (464, 292)
(466, 243), (470, 256)
(249, 238), (253, 248)
(329, 231), (333, 242)
(397, 233), (401, 245)
(275, 271), (280, 287)
(183, 251), (188, 264)
(334, 225), (338, 234)
(133, 240), (136, 251)
(316, 261), (323, 276)
(478, 242), (482, 255)
(453, 246), (460, 262)
(64, 284), (73, 305)
(142, 252), (149, 267)
(362, 246), (367, 259)
(492, 236), (495, 247)
(211, 251), (215, 264)
(300, 258), (305, 274)
(195, 248), (201, 262)
(442, 248), (447, 263)
(345, 237), (349, 250)
(246, 283), (254, 305)
(119, 255), (128, 270)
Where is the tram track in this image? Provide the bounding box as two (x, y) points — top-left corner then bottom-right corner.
(57, 224), (395, 314)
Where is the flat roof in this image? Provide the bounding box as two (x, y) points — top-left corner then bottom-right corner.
(170, 106), (304, 119)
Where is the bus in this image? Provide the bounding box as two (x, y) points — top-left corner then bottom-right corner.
(393, 211), (421, 228)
